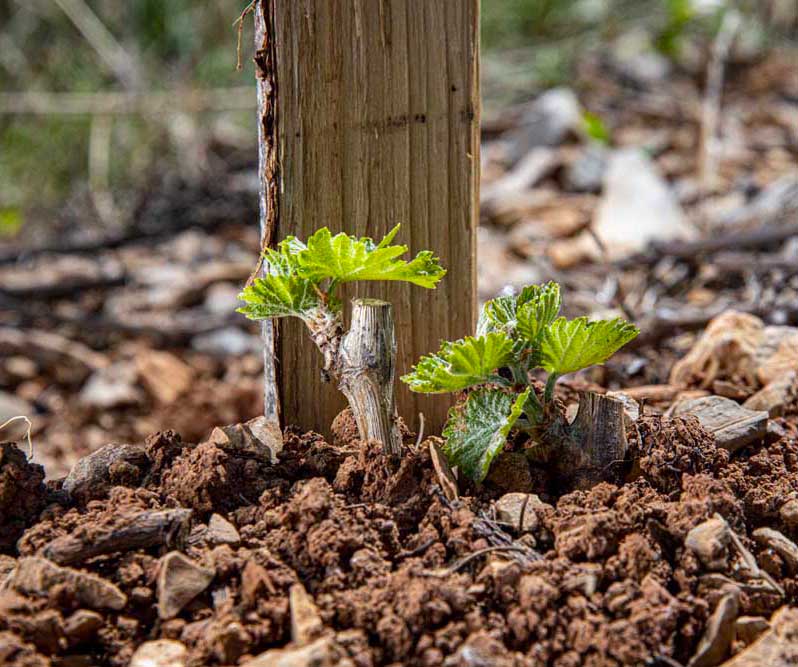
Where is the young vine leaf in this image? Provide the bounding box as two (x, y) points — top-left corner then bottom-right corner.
(401, 332), (515, 393)
(539, 316), (639, 375)
(237, 243), (321, 320)
(443, 387), (531, 482)
(515, 282), (561, 344)
(296, 225), (446, 288)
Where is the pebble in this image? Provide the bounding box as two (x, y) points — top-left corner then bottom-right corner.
(685, 517), (732, 571)
(130, 639), (188, 667)
(157, 552), (214, 620)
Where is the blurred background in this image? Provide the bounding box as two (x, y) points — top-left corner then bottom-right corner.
(1, 0), (796, 476)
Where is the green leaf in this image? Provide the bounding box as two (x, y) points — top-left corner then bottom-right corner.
(401, 332), (515, 394)
(296, 225), (445, 288)
(515, 282), (561, 344)
(443, 387), (530, 483)
(237, 274), (321, 320)
(539, 316), (639, 375)
(476, 295), (517, 336)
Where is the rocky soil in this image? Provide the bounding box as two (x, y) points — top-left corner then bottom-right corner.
(1, 365), (798, 667)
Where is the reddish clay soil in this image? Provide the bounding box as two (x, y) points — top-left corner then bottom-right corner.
(1, 405), (798, 666)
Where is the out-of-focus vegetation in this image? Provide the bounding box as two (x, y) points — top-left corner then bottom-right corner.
(0, 0), (793, 226)
(0, 0), (254, 219)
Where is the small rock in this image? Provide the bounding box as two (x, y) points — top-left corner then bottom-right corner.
(12, 557), (126, 610)
(290, 583), (323, 645)
(689, 590), (739, 667)
(241, 637), (346, 667)
(136, 350), (194, 405)
(592, 148), (695, 260)
(504, 88), (581, 165)
(494, 493), (549, 533)
(206, 514), (240, 546)
(207, 415), (282, 464)
(752, 528), (798, 573)
(203, 283), (242, 315)
(63, 609), (103, 645)
(130, 639), (188, 667)
(191, 327), (261, 356)
(157, 552), (214, 620)
(79, 362), (142, 409)
(685, 517), (732, 571)
(744, 371), (797, 417)
(62, 442), (148, 504)
(564, 144), (607, 193)
(734, 616), (770, 646)
(671, 396), (768, 453)
(718, 606), (798, 666)
(779, 499), (798, 530)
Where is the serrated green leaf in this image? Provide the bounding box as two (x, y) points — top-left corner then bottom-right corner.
(237, 274), (321, 320)
(295, 225), (445, 288)
(476, 295), (517, 336)
(443, 387), (530, 482)
(539, 316), (639, 375)
(516, 282), (561, 344)
(401, 332), (515, 393)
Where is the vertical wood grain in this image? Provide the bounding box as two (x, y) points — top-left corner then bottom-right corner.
(258, 0), (479, 436)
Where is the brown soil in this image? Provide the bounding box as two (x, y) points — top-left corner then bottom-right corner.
(1, 408), (797, 666)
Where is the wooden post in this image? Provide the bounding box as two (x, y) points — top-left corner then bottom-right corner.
(254, 1), (479, 436)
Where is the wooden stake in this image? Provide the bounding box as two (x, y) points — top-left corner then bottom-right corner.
(254, 0), (479, 437)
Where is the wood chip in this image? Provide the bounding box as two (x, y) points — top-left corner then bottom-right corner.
(289, 582), (323, 646)
(428, 437), (458, 501)
(688, 590), (739, 667)
(670, 396), (768, 453)
(718, 606), (798, 666)
(752, 528), (798, 573)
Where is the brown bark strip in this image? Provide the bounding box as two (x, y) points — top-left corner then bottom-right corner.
(254, 0), (281, 428)
(41, 508), (192, 565)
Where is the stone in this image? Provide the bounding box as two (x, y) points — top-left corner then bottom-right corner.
(290, 583), (323, 645)
(685, 517), (732, 571)
(718, 606), (798, 666)
(752, 528), (798, 573)
(670, 396), (768, 454)
(63, 442), (148, 504)
(206, 514), (240, 546)
(605, 390), (641, 428)
(241, 637), (347, 667)
(63, 609), (104, 644)
(504, 88), (581, 165)
(564, 144), (607, 193)
(135, 350), (194, 405)
(207, 415), (282, 464)
(11, 557), (126, 610)
(494, 493), (548, 533)
(689, 591), (739, 667)
(79, 362), (142, 409)
(734, 616), (770, 646)
(191, 327), (261, 356)
(743, 372), (797, 418)
(130, 639), (188, 667)
(156, 552), (214, 620)
(592, 148), (695, 260)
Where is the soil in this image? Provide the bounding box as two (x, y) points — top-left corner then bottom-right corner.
(2, 402), (798, 666)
